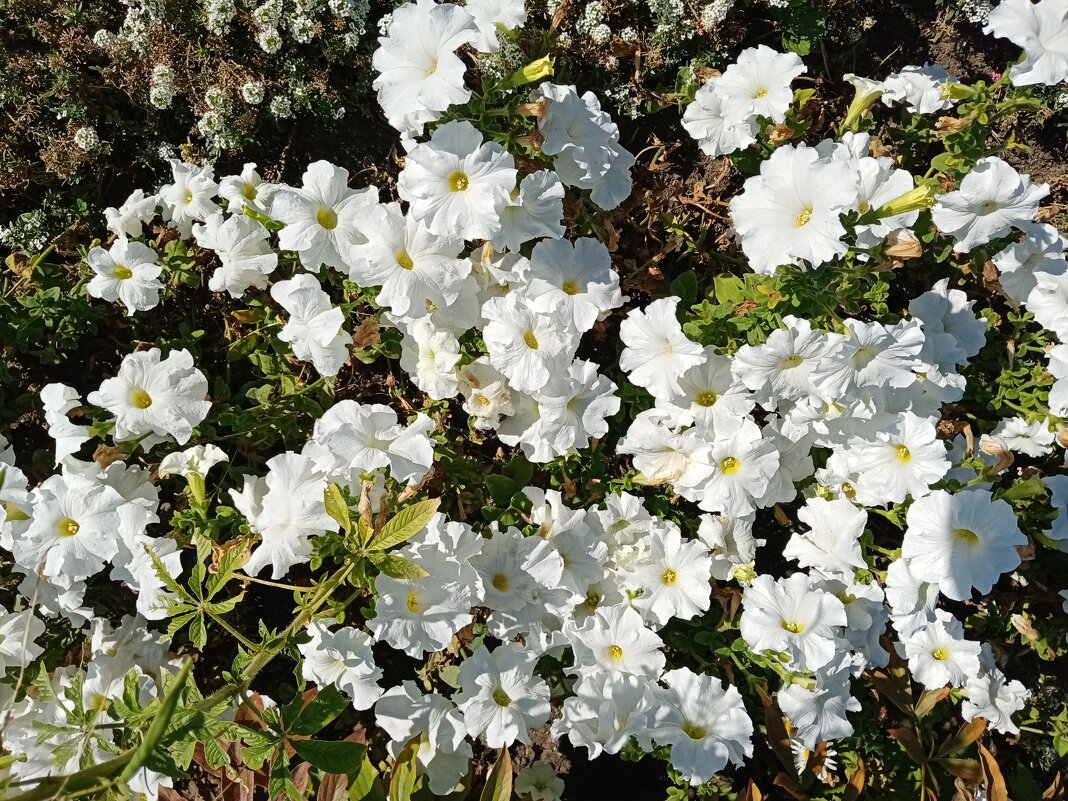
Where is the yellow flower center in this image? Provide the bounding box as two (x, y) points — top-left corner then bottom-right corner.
(426, 57), (438, 77)
(931, 647), (949, 661)
(953, 528), (979, 545)
(695, 391), (717, 407)
(606, 644), (624, 662)
(661, 568), (678, 586)
(130, 389), (153, 409)
(316, 207), (338, 230)
(183, 190), (193, 204)
(57, 517), (80, 537)
(395, 251), (414, 271)
(491, 572), (510, 592)
(491, 687), (511, 706)
(562, 280), (580, 296)
(752, 88), (768, 99)
(781, 620), (804, 634)
(112, 265), (133, 280)
(720, 456), (740, 475)
(681, 722), (707, 739)
(474, 394), (491, 409)
(523, 330), (539, 349)
(895, 444), (911, 463)
(842, 482), (856, 499)
(241, 183), (258, 200)
(447, 171), (469, 192)
(795, 206), (813, 227)
(780, 354), (803, 369)
(405, 592), (421, 614)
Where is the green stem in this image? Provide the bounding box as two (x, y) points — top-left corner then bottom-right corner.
(4, 560), (356, 801)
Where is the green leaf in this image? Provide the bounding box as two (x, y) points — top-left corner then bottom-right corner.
(288, 686), (350, 736)
(117, 659), (192, 783)
(485, 475), (518, 507)
(325, 483), (352, 535)
(349, 755), (385, 801)
(479, 748), (512, 801)
(292, 740), (368, 775)
(367, 552), (430, 580)
(370, 498), (440, 551)
(713, 274), (744, 304)
(669, 270), (698, 310)
(388, 735), (421, 801)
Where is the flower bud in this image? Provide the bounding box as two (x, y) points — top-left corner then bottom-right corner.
(872, 184), (934, 218)
(840, 73), (886, 132)
(497, 55), (555, 91)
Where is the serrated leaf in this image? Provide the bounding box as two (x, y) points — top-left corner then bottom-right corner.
(325, 483), (352, 535)
(370, 498), (440, 551)
(367, 552), (429, 579)
(118, 659), (192, 783)
(292, 740), (367, 775)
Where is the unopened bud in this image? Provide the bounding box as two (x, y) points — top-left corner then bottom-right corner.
(873, 184), (934, 218)
(497, 55), (554, 91)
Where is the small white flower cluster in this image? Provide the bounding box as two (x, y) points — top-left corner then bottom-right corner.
(149, 64), (177, 110)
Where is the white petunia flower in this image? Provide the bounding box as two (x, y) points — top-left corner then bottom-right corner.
(272, 160), (378, 273)
(651, 668), (754, 786)
(962, 662), (1029, 735)
(681, 79), (758, 157)
(193, 212), (278, 298)
(158, 444), (228, 480)
(271, 273), (350, 377)
(714, 44), (806, 123)
(159, 159), (220, 238)
(40, 383), (90, 464)
(537, 359), (620, 455)
(218, 162), (276, 214)
(632, 526), (713, 627)
(1026, 270), (1068, 340)
(492, 170), (566, 252)
(731, 316), (830, 409)
(697, 513), (763, 581)
(690, 417), (778, 517)
(397, 120), (517, 241)
(466, 0), (526, 52)
(784, 497), (867, 579)
(299, 621), (384, 709)
(619, 296), (704, 401)
(993, 416), (1055, 456)
(739, 573), (847, 672)
(0, 610), (44, 673)
(482, 293), (578, 393)
(881, 64), (959, 114)
(567, 604), (666, 678)
(376, 682), (472, 795)
(984, 0), (1068, 86)
(551, 672), (655, 758)
(909, 278), (988, 369)
(729, 143), (859, 274)
(85, 239), (163, 315)
(839, 412), (950, 505)
(992, 223), (1068, 304)
(898, 609), (981, 689)
(104, 189), (159, 240)
(454, 643), (550, 747)
(514, 762), (563, 801)
(399, 318), (462, 400)
(525, 237), (622, 332)
(931, 156), (1048, 253)
(812, 318), (925, 398)
(371, 0), (478, 134)
(778, 663), (860, 748)
(902, 489), (1026, 602)
(88, 348), (210, 447)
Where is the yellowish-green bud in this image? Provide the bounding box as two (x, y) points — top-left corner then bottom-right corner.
(839, 73), (886, 133)
(941, 82), (976, 100)
(872, 184), (934, 218)
(497, 55), (555, 91)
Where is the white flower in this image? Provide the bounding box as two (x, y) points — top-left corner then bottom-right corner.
(567, 604), (665, 677)
(158, 444), (228, 480)
(239, 452), (340, 578)
(899, 609), (981, 689)
(85, 239), (163, 315)
(651, 668), (753, 786)
(551, 672), (654, 758)
(375, 682), (472, 794)
(681, 79), (758, 157)
(481, 293), (578, 393)
(272, 160), (378, 273)
(697, 513), (762, 581)
(271, 273), (350, 377)
(714, 44), (806, 123)
(692, 417), (778, 517)
(632, 526), (713, 626)
(111, 529), (184, 620)
(193, 212), (278, 298)
(739, 573), (847, 672)
(784, 497), (866, 579)
(993, 416), (1054, 456)
(466, 0), (526, 52)
(839, 412), (950, 505)
(1026, 270), (1068, 340)
(811, 318), (925, 398)
(104, 189), (158, 239)
(397, 120), (517, 241)
(299, 621), (384, 709)
(492, 170), (566, 252)
(931, 156), (1048, 253)
(902, 489), (1026, 602)
(87, 348), (210, 446)
(525, 237), (623, 332)
(400, 318), (462, 400)
(984, 0), (1068, 86)
(778, 664), (860, 748)
(514, 762), (564, 801)
(1043, 474), (1068, 549)
(454, 643), (550, 747)
(533, 82), (635, 210)
(17, 472), (127, 581)
(962, 665), (1029, 734)
(885, 557), (940, 637)
(159, 159), (220, 238)
(731, 315), (829, 408)
(909, 278), (987, 369)
(472, 524), (564, 614)
(348, 202), (470, 317)
(992, 223), (1067, 303)
(0, 610), (44, 673)
(459, 358), (514, 429)
(729, 143), (859, 274)
(218, 162), (276, 213)
(619, 297), (704, 400)
(663, 346), (755, 430)
(881, 64), (959, 114)
(371, 0), (478, 134)
(537, 359), (620, 455)
(40, 383), (90, 464)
